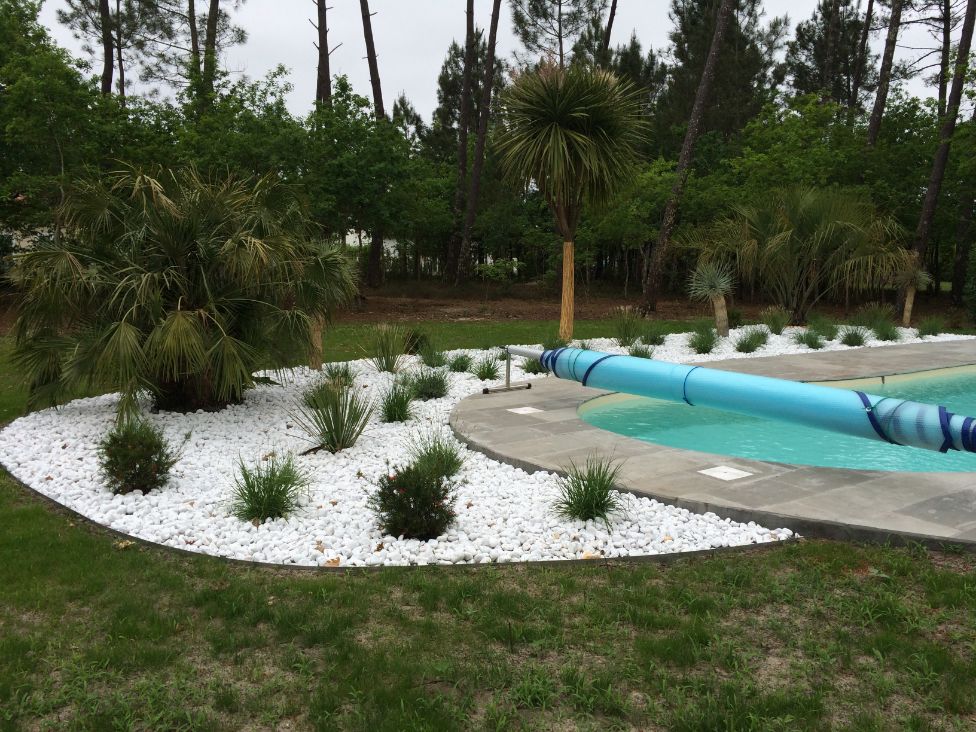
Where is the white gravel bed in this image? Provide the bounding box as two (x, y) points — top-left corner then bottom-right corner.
(0, 326), (968, 567)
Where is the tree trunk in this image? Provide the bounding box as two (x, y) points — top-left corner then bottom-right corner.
(600, 0), (618, 61)
(188, 0), (201, 82)
(951, 196), (975, 305)
(456, 0), (502, 284)
(909, 0), (976, 266)
(559, 240), (575, 341)
(849, 0), (873, 111)
(447, 0), (476, 280)
(712, 295), (729, 337)
(557, 0), (564, 69)
(99, 0), (113, 95)
(641, 0), (735, 311)
(315, 0), (332, 106)
(201, 0), (220, 102)
(114, 0), (126, 103)
(902, 285), (915, 327)
(308, 317), (324, 369)
(360, 0), (386, 287)
(938, 0), (951, 119)
(866, 0), (902, 147)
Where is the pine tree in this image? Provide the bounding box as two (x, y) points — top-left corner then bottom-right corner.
(510, 0), (607, 68)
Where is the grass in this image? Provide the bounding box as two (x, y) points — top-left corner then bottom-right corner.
(688, 322), (719, 354)
(611, 306), (643, 347)
(761, 306), (790, 335)
(872, 320), (901, 342)
(408, 432), (465, 480)
(231, 453), (310, 523)
(404, 368), (450, 401)
(522, 357), (548, 374)
(628, 343), (653, 359)
(554, 455), (623, 528)
(448, 353), (472, 373)
(840, 325), (870, 347)
(379, 382), (413, 423)
(807, 314), (839, 341)
(734, 326), (769, 354)
(918, 316), (944, 338)
(2, 326), (976, 728)
(794, 330), (826, 350)
(367, 324), (407, 373)
(293, 382), (373, 453)
(472, 356), (500, 381)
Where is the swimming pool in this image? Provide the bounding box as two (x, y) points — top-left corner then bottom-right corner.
(580, 368), (976, 473)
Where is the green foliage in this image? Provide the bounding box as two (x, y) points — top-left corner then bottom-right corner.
(321, 362), (354, 389)
(794, 330), (826, 350)
(403, 328), (431, 356)
(542, 334), (568, 350)
(917, 317), (944, 338)
(408, 432), (465, 481)
(98, 420), (178, 495)
(628, 344), (653, 359)
(10, 166), (356, 417)
(641, 322), (668, 346)
(472, 357), (500, 381)
(293, 383), (372, 453)
(230, 453), (309, 523)
(727, 308), (744, 330)
(368, 324), (408, 373)
(418, 341), (447, 368)
(807, 314), (838, 341)
(734, 327), (769, 353)
(687, 260), (734, 302)
(368, 463), (458, 540)
(853, 303), (896, 330)
(839, 326), (869, 347)
(761, 306), (790, 335)
(522, 357), (549, 374)
(871, 321), (900, 342)
(611, 307), (643, 347)
(405, 368), (450, 401)
(448, 353), (473, 373)
(554, 455), (622, 529)
(688, 323), (719, 354)
(380, 383), (413, 423)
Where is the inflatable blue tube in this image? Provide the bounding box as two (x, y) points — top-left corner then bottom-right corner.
(538, 348), (976, 454)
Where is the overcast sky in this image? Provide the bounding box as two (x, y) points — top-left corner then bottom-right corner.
(38, 0), (946, 121)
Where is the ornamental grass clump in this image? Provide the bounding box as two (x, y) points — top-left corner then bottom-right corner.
(409, 432), (465, 481)
(403, 328), (430, 355)
(293, 382), (372, 453)
(641, 322), (668, 346)
(368, 463), (458, 540)
(231, 453), (309, 523)
(98, 420), (179, 495)
(380, 382), (413, 423)
(612, 306), (643, 347)
(405, 368), (450, 401)
(448, 353), (472, 373)
(368, 324), (407, 373)
(760, 306), (790, 335)
(794, 330), (825, 350)
(872, 320), (901, 342)
(628, 343), (653, 359)
(542, 334), (568, 351)
(853, 302), (896, 330)
(734, 327), (769, 354)
(807, 314), (838, 341)
(472, 357), (500, 381)
(839, 325), (869, 347)
(322, 362), (354, 389)
(917, 316), (944, 338)
(523, 357), (548, 374)
(554, 455), (623, 529)
(688, 322), (719, 354)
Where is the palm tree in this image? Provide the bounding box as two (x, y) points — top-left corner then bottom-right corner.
(493, 63), (645, 340)
(897, 261), (933, 327)
(688, 260), (734, 336)
(10, 165), (357, 418)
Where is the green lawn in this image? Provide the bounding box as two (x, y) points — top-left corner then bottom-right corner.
(1, 321), (975, 731)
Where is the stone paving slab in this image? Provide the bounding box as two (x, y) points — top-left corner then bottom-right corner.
(450, 342), (976, 547)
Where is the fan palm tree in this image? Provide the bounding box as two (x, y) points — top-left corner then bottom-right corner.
(10, 165), (357, 418)
(493, 63), (645, 340)
(688, 260), (734, 336)
(896, 259), (933, 327)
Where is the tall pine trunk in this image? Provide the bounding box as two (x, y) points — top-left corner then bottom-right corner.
(188, 0), (201, 83)
(641, 0), (735, 311)
(866, 0), (902, 146)
(456, 0), (502, 284)
(938, 0), (951, 119)
(99, 0), (113, 95)
(849, 0), (873, 111)
(359, 0), (386, 288)
(447, 0), (476, 280)
(600, 0), (618, 61)
(315, 0), (332, 106)
(114, 0), (125, 103)
(909, 0), (976, 270)
(201, 0), (220, 104)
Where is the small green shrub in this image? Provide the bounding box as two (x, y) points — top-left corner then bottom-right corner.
(853, 302), (895, 330)
(495, 349), (510, 362)
(917, 316), (944, 338)
(577, 339), (591, 350)
(872, 320), (901, 342)
(542, 334), (568, 350)
(688, 322), (719, 354)
(641, 322), (668, 346)
(760, 306), (790, 335)
(628, 343), (653, 359)
(839, 325), (869, 347)
(448, 353), (473, 372)
(807, 314), (838, 341)
(380, 383), (413, 423)
(231, 453), (309, 523)
(293, 383), (373, 453)
(368, 324), (407, 373)
(522, 357), (548, 374)
(472, 357), (500, 380)
(98, 419), (179, 495)
(727, 307), (744, 329)
(403, 328), (430, 355)
(612, 306), (643, 347)
(418, 341), (447, 368)
(405, 368), (450, 400)
(793, 330), (825, 350)
(554, 455), (622, 529)
(734, 327), (769, 353)
(409, 432), (465, 480)
(368, 463), (458, 540)
(322, 362), (354, 389)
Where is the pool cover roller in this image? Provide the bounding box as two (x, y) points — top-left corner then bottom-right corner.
(525, 347), (976, 455)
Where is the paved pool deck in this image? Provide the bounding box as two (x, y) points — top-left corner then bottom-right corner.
(449, 340), (976, 548)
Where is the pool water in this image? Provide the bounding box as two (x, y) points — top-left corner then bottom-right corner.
(580, 370), (976, 473)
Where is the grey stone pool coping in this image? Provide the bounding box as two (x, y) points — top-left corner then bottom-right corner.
(450, 340), (976, 550)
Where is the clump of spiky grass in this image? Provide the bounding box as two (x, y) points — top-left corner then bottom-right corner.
(577, 339), (591, 350)
(418, 340), (447, 368)
(403, 328), (430, 355)
(612, 306), (643, 347)
(472, 357), (500, 381)
(917, 316), (944, 338)
(839, 325), (869, 347)
(408, 432), (465, 480)
(554, 455), (623, 529)
(294, 383), (372, 453)
(794, 330), (825, 350)
(760, 306), (790, 335)
(734, 327), (769, 353)
(448, 353), (473, 373)
(688, 322), (719, 354)
(872, 320), (900, 342)
(807, 314), (838, 341)
(641, 322), (668, 346)
(404, 368), (449, 401)
(523, 358), (548, 374)
(231, 453), (309, 523)
(542, 334), (568, 351)
(628, 343), (653, 359)
(367, 324), (407, 373)
(853, 302), (895, 330)
(322, 361), (355, 389)
(380, 382), (413, 423)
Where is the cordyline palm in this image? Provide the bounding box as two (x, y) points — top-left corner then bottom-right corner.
(10, 166), (357, 418)
(493, 63), (645, 340)
(690, 187), (909, 324)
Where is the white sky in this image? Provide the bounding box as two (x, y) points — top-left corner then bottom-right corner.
(38, 0), (947, 121)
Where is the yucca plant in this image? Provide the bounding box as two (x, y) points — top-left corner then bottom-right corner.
(10, 166), (357, 417)
(293, 383), (373, 453)
(896, 262), (933, 327)
(231, 453), (310, 523)
(322, 362), (354, 389)
(367, 324), (408, 373)
(612, 306), (643, 347)
(494, 63), (645, 340)
(554, 455), (623, 529)
(688, 260), (734, 337)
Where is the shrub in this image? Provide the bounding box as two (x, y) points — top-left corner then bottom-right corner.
(628, 343), (653, 359)
(403, 328), (430, 355)
(380, 383), (413, 423)
(641, 321), (668, 346)
(231, 453), (309, 523)
(688, 322), (719, 354)
(542, 334), (568, 350)
(293, 383), (372, 453)
(523, 357), (549, 374)
(727, 308), (744, 329)
(688, 260), (734, 336)
(495, 349), (510, 362)
(793, 330), (825, 350)
(405, 368), (450, 401)
(872, 320), (901, 342)
(807, 314), (838, 341)
(839, 325), (869, 347)
(322, 362), (354, 389)
(98, 420), (179, 495)
(368, 463), (458, 540)
(761, 306), (790, 335)
(734, 327), (769, 353)
(448, 353), (473, 373)
(10, 167), (357, 417)
(917, 316), (944, 338)
(853, 302), (895, 330)
(554, 455), (622, 528)
(418, 341), (447, 368)
(472, 357), (500, 380)
(611, 306), (643, 347)
(368, 324), (407, 373)
(409, 432), (465, 480)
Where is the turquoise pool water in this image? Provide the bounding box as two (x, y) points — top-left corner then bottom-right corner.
(580, 369), (976, 472)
